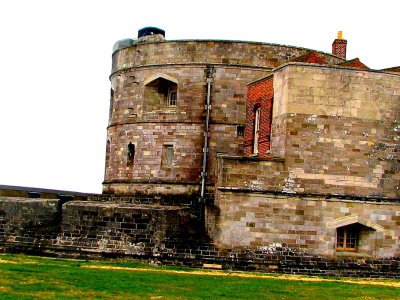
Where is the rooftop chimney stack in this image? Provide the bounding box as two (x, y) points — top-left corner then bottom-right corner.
(332, 31), (347, 59)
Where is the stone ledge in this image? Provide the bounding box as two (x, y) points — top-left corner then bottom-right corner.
(216, 188), (400, 204)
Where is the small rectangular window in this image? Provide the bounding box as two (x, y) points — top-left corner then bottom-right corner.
(162, 145), (174, 166)
(337, 226), (359, 252)
(167, 89), (177, 106)
(237, 125), (245, 137)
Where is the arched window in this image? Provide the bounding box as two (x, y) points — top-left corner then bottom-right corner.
(127, 143), (135, 167)
(253, 107), (261, 155)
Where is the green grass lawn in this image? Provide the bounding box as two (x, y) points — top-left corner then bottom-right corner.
(0, 253), (399, 299)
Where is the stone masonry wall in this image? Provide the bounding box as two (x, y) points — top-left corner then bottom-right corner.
(1, 191), (399, 278)
(209, 64), (400, 268)
(0, 197), (60, 246)
(271, 64), (400, 198)
(111, 40), (344, 74)
(105, 40), (344, 195)
(59, 201), (195, 255)
(211, 191), (400, 258)
(105, 64), (268, 195)
(220, 64), (400, 198)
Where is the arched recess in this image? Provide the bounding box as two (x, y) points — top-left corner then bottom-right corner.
(144, 73), (178, 86)
(143, 74), (178, 111)
(325, 214), (384, 231)
(325, 214), (383, 254)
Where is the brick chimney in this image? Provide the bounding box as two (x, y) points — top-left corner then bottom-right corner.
(332, 31), (347, 59)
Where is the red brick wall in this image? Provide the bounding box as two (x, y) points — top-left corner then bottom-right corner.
(332, 39), (347, 59)
(244, 76), (274, 157)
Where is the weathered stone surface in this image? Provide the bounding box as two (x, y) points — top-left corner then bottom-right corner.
(210, 191), (400, 258)
(1, 35), (399, 278)
(219, 65), (400, 198)
(0, 197), (60, 244)
(0, 190), (399, 278)
(105, 41), (344, 195)
(58, 201), (197, 254)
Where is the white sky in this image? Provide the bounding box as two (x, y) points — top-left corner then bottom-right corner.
(0, 0), (399, 194)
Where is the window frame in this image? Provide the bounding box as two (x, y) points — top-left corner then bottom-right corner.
(253, 106), (261, 155)
(167, 88), (177, 106)
(237, 125), (245, 137)
(162, 145), (174, 167)
(336, 226), (359, 252)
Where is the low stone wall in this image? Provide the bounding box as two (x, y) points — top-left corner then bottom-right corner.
(59, 201), (197, 255)
(162, 242), (400, 278)
(0, 197), (60, 246)
(1, 191), (399, 278)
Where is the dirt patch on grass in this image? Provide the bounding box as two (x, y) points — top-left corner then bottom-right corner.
(0, 260), (17, 264)
(83, 265), (400, 288)
(0, 286), (11, 292)
(0, 258), (38, 265)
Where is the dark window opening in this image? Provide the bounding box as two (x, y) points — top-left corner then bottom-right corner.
(237, 125), (245, 137)
(109, 88), (114, 118)
(127, 143), (135, 167)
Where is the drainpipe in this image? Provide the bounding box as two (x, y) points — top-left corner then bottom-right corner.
(200, 65), (214, 222)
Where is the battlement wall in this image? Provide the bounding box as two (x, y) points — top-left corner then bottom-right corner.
(111, 40), (344, 74)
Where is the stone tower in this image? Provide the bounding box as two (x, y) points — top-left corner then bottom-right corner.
(103, 27), (345, 197)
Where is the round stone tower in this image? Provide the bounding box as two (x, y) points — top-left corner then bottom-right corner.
(103, 27), (342, 196)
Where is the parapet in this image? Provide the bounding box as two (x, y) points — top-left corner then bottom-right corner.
(112, 38), (135, 53)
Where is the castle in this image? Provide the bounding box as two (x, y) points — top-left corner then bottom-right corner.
(1, 27), (399, 277)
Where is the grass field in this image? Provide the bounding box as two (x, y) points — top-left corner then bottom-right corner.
(0, 253), (399, 299)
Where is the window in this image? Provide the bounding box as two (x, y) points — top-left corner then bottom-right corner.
(127, 143), (135, 167)
(337, 226), (359, 252)
(162, 145), (174, 166)
(143, 75), (178, 111)
(167, 89), (177, 106)
(253, 107), (261, 154)
(237, 125), (245, 137)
